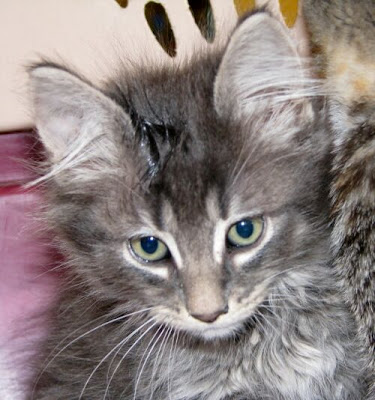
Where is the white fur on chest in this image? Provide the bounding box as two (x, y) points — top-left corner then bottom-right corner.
(158, 325), (343, 400)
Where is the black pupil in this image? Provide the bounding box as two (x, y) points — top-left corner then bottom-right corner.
(140, 236), (159, 254)
(236, 220), (254, 238)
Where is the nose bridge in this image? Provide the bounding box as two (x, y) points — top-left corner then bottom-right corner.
(175, 207), (228, 321)
(183, 257), (227, 319)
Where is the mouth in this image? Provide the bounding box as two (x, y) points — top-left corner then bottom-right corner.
(196, 324), (246, 340)
(168, 312), (255, 341)
(152, 300), (266, 342)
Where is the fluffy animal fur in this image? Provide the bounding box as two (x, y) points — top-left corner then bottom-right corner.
(28, 9), (367, 400)
(303, 0), (375, 397)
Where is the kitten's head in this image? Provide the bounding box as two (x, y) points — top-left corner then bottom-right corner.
(29, 12), (330, 340)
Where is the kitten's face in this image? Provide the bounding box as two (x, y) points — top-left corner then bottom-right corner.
(30, 13), (330, 340)
(92, 127), (329, 340)
(120, 187), (305, 340)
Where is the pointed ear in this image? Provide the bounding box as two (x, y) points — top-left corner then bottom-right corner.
(214, 12), (314, 128)
(29, 65), (132, 162)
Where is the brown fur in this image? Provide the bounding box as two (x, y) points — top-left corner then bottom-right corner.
(303, 0), (375, 397)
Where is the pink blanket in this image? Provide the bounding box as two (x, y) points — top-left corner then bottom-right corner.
(0, 132), (59, 399)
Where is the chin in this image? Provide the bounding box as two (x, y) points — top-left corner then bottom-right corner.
(197, 326), (240, 341)
(175, 319), (247, 341)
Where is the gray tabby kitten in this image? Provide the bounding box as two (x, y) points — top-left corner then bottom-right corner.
(303, 0), (375, 397)
(29, 9), (366, 400)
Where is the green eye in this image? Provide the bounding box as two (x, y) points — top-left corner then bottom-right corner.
(130, 236), (170, 262)
(227, 217), (264, 247)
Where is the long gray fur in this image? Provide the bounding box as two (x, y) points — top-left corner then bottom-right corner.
(28, 8), (368, 400)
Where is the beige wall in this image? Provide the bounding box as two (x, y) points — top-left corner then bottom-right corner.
(0, 0), (306, 132)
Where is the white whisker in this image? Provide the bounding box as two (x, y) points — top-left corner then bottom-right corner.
(82, 317), (156, 400)
(32, 309), (151, 398)
(167, 329), (180, 399)
(133, 324), (166, 400)
(148, 325), (173, 399)
(103, 319), (158, 399)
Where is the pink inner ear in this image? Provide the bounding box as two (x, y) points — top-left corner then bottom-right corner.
(0, 132), (60, 399)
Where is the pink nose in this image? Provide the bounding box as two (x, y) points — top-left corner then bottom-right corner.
(190, 307), (228, 323)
